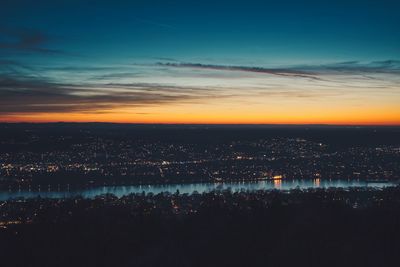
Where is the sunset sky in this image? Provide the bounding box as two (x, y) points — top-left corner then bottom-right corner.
(1, 0), (399, 125)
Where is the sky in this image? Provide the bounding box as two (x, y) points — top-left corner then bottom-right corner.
(0, 0), (399, 125)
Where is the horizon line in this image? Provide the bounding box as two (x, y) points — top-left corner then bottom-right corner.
(1, 121), (400, 127)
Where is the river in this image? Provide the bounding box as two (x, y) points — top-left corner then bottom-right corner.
(0, 179), (397, 201)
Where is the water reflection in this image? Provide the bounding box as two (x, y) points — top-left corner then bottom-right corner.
(274, 179), (282, 189)
(0, 179), (396, 201)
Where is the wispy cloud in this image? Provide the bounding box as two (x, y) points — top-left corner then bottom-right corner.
(1, 59), (399, 116)
(158, 60), (400, 77)
(0, 76), (218, 114)
(157, 62), (322, 80)
(0, 27), (63, 54)
(298, 60), (400, 74)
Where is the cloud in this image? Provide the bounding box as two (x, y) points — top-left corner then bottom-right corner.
(299, 60), (400, 74)
(89, 72), (144, 80)
(157, 60), (400, 79)
(0, 59), (38, 73)
(46, 66), (122, 71)
(157, 62), (322, 80)
(153, 57), (180, 62)
(1, 59), (399, 116)
(0, 76), (218, 114)
(0, 27), (63, 54)
(105, 82), (218, 92)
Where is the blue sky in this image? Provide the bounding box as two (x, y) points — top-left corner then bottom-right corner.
(0, 0), (399, 123)
(2, 0), (399, 65)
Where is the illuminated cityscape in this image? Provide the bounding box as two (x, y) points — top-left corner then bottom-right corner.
(0, 125), (399, 190)
(1, 0), (400, 266)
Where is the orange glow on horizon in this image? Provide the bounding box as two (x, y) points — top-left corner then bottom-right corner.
(2, 112), (399, 125)
(2, 95), (399, 126)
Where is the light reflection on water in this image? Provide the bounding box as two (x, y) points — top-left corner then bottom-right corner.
(274, 179), (282, 189)
(0, 179), (396, 201)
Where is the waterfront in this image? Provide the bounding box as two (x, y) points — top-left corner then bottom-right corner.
(0, 179), (396, 200)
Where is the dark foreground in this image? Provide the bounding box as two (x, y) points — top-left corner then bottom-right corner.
(1, 187), (400, 267)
